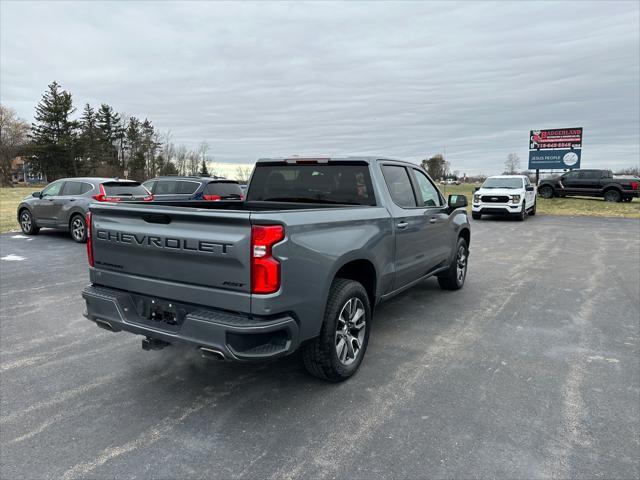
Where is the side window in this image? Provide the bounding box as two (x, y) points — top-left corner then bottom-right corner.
(80, 183), (93, 194)
(412, 170), (443, 207)
(41, 181), (63, 197)
(154, 181), (178, 195)
(61, 181), (83, 196)
(580, 171), (599, 180)
(563, 171), (579, 180)
(381, 165), (417, 208)
(177, 181), (199, 194)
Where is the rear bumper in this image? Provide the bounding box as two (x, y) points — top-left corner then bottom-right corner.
(82, 285), (299, 361)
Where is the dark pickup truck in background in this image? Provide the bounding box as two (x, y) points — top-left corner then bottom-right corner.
(82, 157), (470, 381)
(538, 169), (639, 202)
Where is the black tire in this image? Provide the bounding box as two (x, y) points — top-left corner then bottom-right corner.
(69, 214), (87, 243)
(302, 279), (371, 382)
(19, 209), (39, 235)
(539, 185), (554, 199)
(529, 201), (536, 216)
(438, 237), (468, 291)
(603, 189), (621, 203)
(517, 204), (526, 221)
(472, 211), (481, 220)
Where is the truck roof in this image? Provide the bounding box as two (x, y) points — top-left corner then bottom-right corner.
(256, 156), (414, 164)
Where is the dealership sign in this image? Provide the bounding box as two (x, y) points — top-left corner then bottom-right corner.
(529, 127), (582, 169)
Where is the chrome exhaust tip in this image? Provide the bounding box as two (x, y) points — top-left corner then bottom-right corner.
(95, 319), (115, 332)
(200, 347), (226, 361)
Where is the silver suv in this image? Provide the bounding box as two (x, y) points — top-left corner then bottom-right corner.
(17, 178), (152, 242)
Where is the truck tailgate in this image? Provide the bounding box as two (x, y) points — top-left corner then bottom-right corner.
(90, 203), (251, 303)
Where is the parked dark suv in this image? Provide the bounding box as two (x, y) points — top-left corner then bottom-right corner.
(142, 176), (244, 201)
(17, 178), (152, 242)
(537, 169), (639, 202)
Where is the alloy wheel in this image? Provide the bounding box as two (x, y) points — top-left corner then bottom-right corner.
(72, 217), (85, 240)
(20, 212), (32, 232)
(456, 245), (467, 284)
(335, 297), (366, 366)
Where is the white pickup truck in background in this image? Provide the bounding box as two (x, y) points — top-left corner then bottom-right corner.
(472, 175), (537, 221)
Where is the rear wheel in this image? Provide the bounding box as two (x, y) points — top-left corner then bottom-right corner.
(604, 189), (621, 202)
(70, 214), (87, 243)
(438, 237), (468, 291)
(472, 212), (481, 220)
(302, 279), (371, 382)
(19, 209), (39, 235)
(539, 185), (554, 199)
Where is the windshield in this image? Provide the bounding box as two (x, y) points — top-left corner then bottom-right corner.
(247, 163), (376, 206)
(482, 177), (523, 189)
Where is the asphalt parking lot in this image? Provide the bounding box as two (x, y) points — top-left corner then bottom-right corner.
(1, 215), (638, 479)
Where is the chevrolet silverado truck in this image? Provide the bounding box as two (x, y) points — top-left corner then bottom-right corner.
(82, 157), (470, 381)
(537, 169), (639, 202)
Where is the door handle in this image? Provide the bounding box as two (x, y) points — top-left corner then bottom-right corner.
(429, 217), (437, 224)
(69, 198), (76, 202)
(397, 221), (409, 229)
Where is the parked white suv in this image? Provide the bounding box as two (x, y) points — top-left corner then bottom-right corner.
(472, 175), (536, 221)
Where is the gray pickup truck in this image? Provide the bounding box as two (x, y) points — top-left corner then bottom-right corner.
(82, 157), (470, 381)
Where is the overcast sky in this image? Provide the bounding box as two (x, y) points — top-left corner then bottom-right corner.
(2, 1), (639, 174)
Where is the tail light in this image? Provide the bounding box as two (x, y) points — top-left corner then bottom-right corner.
(143, 194), (154, 201)
(92, 184), (108, 202)
(203, 194), (222, 201)
(251, 225), (284, 294)
(631, 182), (638, 190)
(86, 212), (94, 267)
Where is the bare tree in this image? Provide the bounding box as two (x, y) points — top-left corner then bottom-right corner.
(443, 161), (451, 178)
(0, 105), (30, 186)
(616, 166), (640, 176)
(235, 166), (252, 183)
(504, 153), (521, 175)
(198, 141), (209, 162)
(175, 144), (187, 175)
(187, 150), (199, 176)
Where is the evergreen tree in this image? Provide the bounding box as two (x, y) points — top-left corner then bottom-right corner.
(79, 104), (100, 175)
(125, 117), (144, 180)
(96, 103), (120, 170)
(140, 119), (158, 177)
(199, 159), (209, 176)
(30, 81), (79, 178)
(161, 161), (178, 175)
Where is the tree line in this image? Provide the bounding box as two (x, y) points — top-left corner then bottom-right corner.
(0, 81), (214, 185)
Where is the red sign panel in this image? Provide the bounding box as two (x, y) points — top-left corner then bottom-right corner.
(530, 128), (583, 150)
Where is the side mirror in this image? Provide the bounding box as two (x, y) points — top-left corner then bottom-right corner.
(448, 194), (468, 210)
(32, 191), (41, 198)
(473, 186), (480, 192)
(525, 185), (534, 191)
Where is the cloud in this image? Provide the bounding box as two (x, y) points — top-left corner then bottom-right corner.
(1, 1), (638, 173)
